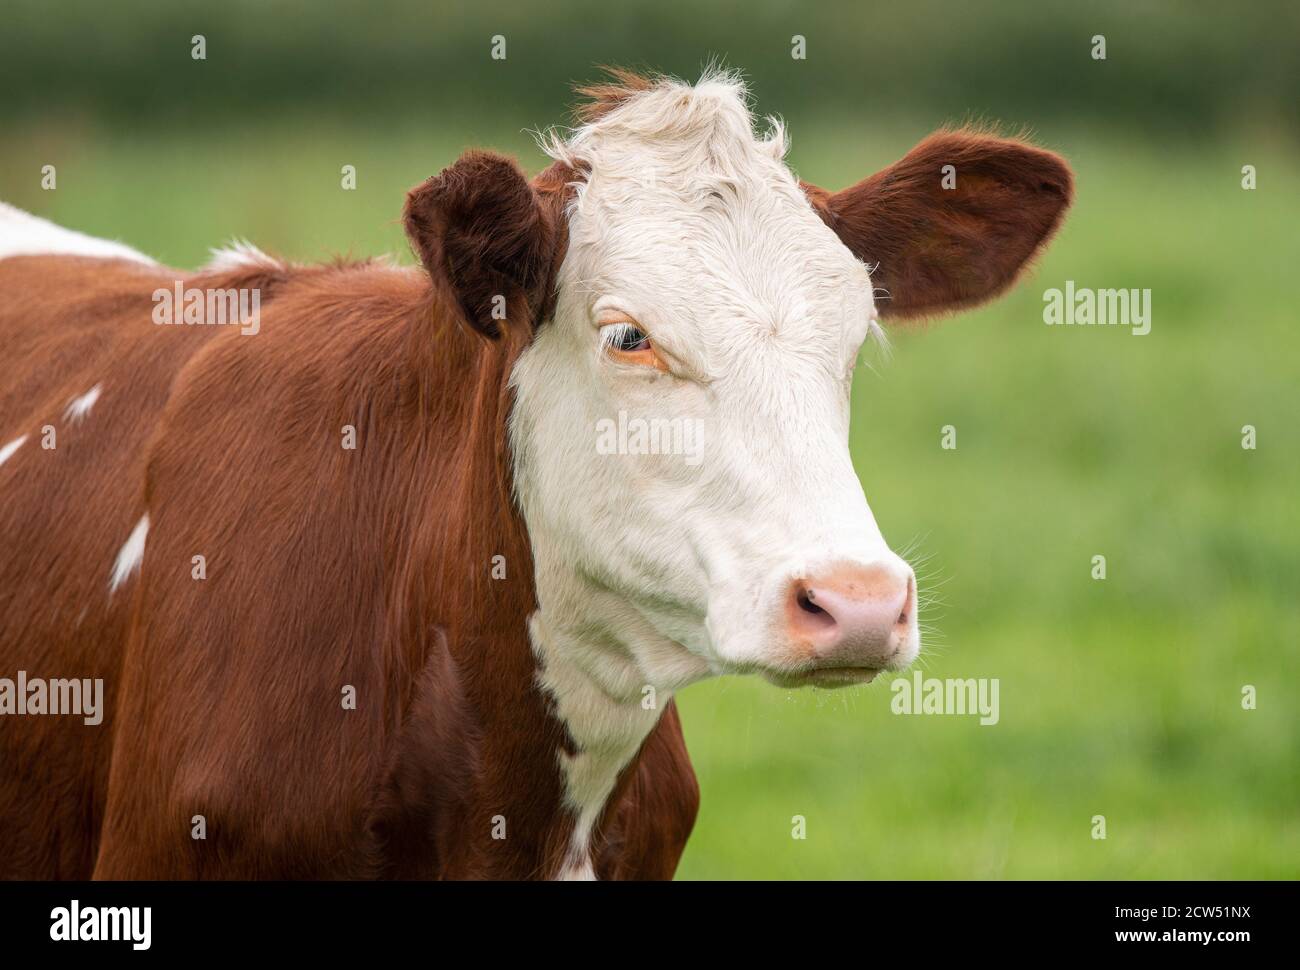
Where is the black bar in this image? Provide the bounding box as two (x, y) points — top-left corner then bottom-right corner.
(0, 880), (1290, 955)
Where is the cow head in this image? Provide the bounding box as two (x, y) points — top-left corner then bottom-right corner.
(405, 71), (1072, 694)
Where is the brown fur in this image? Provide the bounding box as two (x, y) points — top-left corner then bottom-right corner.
(404, 152), (572, 338)
(802, 127), (1074, 319)
(572, 66), (658, 123)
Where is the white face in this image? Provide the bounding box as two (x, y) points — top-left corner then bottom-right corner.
(511, 78), (918, 691)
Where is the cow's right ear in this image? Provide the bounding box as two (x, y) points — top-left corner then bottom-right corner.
(404, 151), (563, 337)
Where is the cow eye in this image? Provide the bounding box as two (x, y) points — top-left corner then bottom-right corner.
(597, 317), (667, 371)
(603, 322), (651, 353)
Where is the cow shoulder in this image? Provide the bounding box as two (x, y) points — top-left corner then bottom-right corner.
(96, 264), (439, 877)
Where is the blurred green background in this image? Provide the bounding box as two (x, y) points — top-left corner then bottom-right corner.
(3, 1), (1296, 878)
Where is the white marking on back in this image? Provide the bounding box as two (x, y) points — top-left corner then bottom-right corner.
(205, 239), (278, 272)
(0, 435), (28, 467)
(109, 513), (150, 593)
(0, 201), (155, 264)
(63, 384), (103, 424)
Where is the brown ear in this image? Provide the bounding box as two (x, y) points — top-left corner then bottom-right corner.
(803, 129), (1073, 320)
(404, 151), (565, 337)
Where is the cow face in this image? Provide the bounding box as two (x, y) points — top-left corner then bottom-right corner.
(406, 72), (1072, 694)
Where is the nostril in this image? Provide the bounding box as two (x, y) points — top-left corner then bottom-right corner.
(896, 573), (916, 627)
(791, 583), (838, 633)
(796, 588), (826, 616)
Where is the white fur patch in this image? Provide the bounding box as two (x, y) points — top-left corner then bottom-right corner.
(528, 612), (673, 881)
(63, 384), (103, 424)
(0, 435), (28, 467)
(109, 513), (150, 593)
(205, 239), (279, 272)
(0, 201), (154, 264)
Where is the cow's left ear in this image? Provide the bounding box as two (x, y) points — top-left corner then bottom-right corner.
(802, 129), (1073, 321)
(404, 151), (567, 337)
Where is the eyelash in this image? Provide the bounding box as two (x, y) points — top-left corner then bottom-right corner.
(599, 321), (651, 354)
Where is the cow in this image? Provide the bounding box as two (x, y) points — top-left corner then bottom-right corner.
(0, 69), (1072, 880)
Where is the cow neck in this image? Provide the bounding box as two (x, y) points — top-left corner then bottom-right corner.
(395, 287), (585, 878)
(399, 262), (662, 878)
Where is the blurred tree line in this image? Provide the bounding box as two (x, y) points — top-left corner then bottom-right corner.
(2, 0), (1296, 136)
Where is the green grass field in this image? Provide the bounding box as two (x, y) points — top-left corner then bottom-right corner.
(5, 118), (1296, 878)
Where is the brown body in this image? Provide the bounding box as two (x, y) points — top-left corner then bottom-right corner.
(0, 251), (698, 879)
